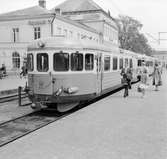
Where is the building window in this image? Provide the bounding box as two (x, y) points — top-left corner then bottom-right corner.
(104, 56), (110, 71)
(53, 52), (69, 71)
(85, 54), (94, 70)
(12, 52), (20, 68)
(12, 28), (19, 42)
(34, 27), (41, 40)
(71, 52), (83, 71)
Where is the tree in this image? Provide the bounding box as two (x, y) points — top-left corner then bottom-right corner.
(116, 15), (153, 55)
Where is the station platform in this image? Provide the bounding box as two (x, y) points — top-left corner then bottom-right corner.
(0, 72), (166, 159)
(0, 75), (27, 96)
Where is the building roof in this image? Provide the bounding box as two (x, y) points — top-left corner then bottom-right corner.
(51, 0), (103, 13)
(0, 6), (51, 19)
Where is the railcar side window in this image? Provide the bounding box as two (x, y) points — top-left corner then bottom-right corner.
(104, 56), (110, 71)
(130, 59), (133, 68)
(54, 52), (69, 71)
(113, 57), (118, 70)
(37, 53), (48, 72)
(119, 58), (123, 69)
(146, 61), (149, 67)
(71, 52), (83, 71)
(85, 54), (94, 70)
(125, 58), (128, 67)
(27, 53), (34, 71)
(138, 60), (142, 66)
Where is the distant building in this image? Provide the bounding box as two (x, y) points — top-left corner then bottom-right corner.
(0, 0), (118, 71)
(152, 50), (167, 67)
(51, 0), (118, 46)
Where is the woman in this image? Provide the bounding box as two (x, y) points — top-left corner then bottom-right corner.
(138, 63), (149, 98)
(152, 63), (162, 91)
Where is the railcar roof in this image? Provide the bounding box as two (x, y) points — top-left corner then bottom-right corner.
(27, 36), (116, 52)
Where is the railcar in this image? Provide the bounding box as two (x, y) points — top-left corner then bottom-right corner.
(26, 36), (155, 112)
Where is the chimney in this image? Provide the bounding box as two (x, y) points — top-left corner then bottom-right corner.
(39, 0), (46, 8)
(55, 8), (61, 15)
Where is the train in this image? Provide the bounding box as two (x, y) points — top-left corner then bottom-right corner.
(26, 36), (160, 112)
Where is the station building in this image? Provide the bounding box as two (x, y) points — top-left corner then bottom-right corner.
(0, 0), (118, 71)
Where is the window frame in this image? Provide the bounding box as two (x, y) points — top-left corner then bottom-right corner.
(119, 58), (124, 70)
(27, 53), (34, 72)
(85, 53), (94, 71)
(104, 55), (111, 71)
(34, 27), (41, 40)
(53, 51), (69, 72)
(129, 58), (133, 68)
(36, 53), (49, 72)
(71, 52), (83, 71)
(12, 28), (19, 42)
(112, 56), (118, 70)
(125, 58), (129, 67)
(12, 52), (20, 68)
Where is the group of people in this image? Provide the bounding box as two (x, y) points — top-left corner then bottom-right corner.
(0, 64), (6, 79)
(121, 62), (162, 98)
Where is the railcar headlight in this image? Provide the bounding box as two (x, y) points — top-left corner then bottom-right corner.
(64, 87), (79, 94)
(54, 88), (63, 96)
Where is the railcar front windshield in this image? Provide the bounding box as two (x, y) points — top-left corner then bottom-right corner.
(27, 53), (34, 71)
(37, 53), (49, 72)
(53, 52), (69, 71)
(71, 52), (83, 71)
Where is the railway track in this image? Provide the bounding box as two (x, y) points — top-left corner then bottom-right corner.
(0, 110), (69, 147)
(0, 81), (138, 147)
(0, 93), (28, 104)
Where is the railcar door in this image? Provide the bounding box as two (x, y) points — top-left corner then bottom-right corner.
(33, 53), (53, 95)
(96, 53), (103, 95)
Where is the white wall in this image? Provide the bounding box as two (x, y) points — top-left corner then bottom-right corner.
(53, 17), (99, 42)
(0, 17), (52, 70)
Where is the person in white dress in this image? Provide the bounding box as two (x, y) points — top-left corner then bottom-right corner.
(138, 62), (149, 98)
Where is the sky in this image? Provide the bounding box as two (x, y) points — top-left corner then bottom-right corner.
(0, 0), (167, 50)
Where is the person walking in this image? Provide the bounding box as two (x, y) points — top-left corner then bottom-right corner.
(138, 62), (149, 98)
(121, 66), (133, 98)
(20, 63), (27, 78)
(152, 63), (162, 91)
